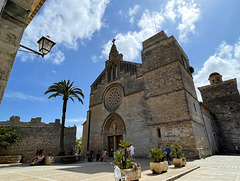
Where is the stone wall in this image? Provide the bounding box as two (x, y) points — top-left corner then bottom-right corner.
(200, 104), (219, 154)
(199, 78), (240, 152)
(0, 116), (76, 162)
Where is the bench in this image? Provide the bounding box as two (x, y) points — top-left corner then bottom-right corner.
(61, 156), (76, 164)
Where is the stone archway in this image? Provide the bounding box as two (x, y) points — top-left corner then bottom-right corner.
(103, 114), (125, 157)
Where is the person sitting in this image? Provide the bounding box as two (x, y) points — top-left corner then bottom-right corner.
(30, 149), (45, 166)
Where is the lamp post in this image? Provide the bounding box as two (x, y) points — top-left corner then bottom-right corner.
(19, 36), (56, 57)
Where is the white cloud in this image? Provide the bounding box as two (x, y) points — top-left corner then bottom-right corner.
(129, 5), (140, 24)
(194, 39), (240, 100)
(176, 0), (201, 42)
(91, 55), (98, 63)
(138, 10), (165, 30)
(164, 0), (177, 22)
(20, 0), (110, 64)
(66, 117), (86, 123)
(77, 125), (83, 138)
(52, 70), (57, 74)
(101, 28), (156, 62)
(234, 39), (240, 58)
(4, 91), (46, 102)
(66, 117), (86, 138)
(100, 0), (200, 62)
(119, 10), (123, 15)
(48, 51), (65, 65)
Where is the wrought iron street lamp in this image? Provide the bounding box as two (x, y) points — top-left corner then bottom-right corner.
(19, 36), (56, 58)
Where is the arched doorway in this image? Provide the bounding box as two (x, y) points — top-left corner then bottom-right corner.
(103, 114), (125, 157)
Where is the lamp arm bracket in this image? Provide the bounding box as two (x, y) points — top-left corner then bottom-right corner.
(19, 44), (44, 58)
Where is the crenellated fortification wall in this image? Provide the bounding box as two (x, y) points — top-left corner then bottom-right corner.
(0, 115), (76, 162)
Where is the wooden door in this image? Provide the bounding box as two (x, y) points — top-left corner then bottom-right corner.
(108, 136), (114, 157)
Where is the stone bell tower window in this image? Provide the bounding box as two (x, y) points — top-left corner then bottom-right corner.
(108, 63), (117, 81)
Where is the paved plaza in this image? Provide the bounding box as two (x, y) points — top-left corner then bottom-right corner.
(0, 155), (240, 181)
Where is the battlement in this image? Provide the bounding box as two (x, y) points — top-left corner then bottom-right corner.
(0, 115), (62, 127)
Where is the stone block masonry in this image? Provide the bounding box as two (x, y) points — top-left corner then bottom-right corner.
(0, 115), (76, 162)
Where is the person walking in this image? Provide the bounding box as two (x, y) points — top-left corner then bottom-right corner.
(103, 149), (107, 162)
(165, 145), (171, 164)
(129, 144), (135, 158)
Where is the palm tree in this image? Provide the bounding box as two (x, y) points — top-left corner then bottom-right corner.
(45, 80), (84, 155)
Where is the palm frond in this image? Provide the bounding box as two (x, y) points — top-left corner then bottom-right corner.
(45, 80), (84, 103)
(48, 93), (61, 99)
(69, 97), (75, 102)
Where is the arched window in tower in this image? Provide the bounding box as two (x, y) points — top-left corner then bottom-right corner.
(108, 65), (113, 81)
(112, 63), (117, 80)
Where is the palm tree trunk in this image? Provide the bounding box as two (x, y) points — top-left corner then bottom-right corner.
(59, 99), (67, 156)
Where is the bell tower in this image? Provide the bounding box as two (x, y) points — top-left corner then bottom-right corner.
(105, 39), (123, 82)
(141, 31), (212, 157)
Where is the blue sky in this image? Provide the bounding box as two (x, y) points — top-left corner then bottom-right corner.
(1, 0), (240, 138)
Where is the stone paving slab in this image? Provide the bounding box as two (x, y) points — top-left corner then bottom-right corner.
(177, 155), (240, 181)
(0, 158), (199, 181)
(1, 156), (239, 181)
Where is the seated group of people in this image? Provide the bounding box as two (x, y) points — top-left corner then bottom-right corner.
(30, 149), (45, 166)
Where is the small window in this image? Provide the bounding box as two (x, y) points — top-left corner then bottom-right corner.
(230, 107), (233, 111)
(212, 80), (215, 83)
(217, 78), (220, 81)
(193, 103), (197, 112)
(157, 128), (161, 138)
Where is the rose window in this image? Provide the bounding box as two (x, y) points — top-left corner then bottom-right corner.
(105, 87), (123, 111)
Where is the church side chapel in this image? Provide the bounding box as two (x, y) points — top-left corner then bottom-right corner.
(81, 31), (240, 159)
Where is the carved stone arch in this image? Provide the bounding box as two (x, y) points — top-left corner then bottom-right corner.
(102, 113), (126, 157)
(102, 113), (126, 135)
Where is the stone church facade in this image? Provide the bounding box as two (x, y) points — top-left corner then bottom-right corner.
(81, 31), (240, 158)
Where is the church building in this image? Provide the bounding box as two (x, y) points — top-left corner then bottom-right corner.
(81, 31), (240, 158)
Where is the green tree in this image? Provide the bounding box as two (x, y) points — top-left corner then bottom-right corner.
(75, 137), (82, 154)
(45, 80), (84, 155)
(0, 127), (21, 148)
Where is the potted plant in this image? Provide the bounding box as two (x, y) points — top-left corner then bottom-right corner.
(149, 147), (168, 174)
(169, 142), (186, 167)
(113, 140), (141, 181)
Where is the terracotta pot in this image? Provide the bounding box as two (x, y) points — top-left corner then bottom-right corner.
(150, 161), (168, 174)
(120, 164), (141, 181)
(173, 157), (186, 167)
